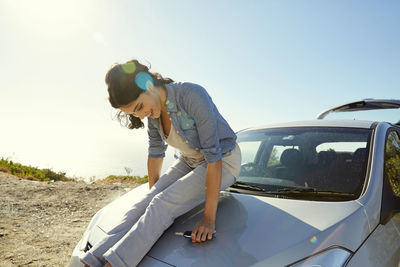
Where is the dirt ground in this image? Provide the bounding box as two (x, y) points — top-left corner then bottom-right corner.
(0, 172), (138, 266)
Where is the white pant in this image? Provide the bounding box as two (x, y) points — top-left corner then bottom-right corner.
(81, 149), (240, 267)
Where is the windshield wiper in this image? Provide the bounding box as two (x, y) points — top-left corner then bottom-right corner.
(229, 181), (265, 192)
(266, 187), (356, 199)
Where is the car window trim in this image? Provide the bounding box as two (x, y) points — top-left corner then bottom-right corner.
(359, 128), (375, 197)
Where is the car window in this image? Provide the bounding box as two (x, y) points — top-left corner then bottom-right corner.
(384, 131), (400, 196)
(268, 145), (300, 167)
(236, 127), (372, 200)
(240, 141), (262, 164)
(316, 142), (366, 153)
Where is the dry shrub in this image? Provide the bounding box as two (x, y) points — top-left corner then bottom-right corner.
(0, 167), (10, 173)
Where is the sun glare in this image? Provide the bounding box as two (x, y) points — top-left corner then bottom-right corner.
(6, 0), (92, 36)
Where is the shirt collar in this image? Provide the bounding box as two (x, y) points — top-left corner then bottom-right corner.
(165, 83), (178, 112)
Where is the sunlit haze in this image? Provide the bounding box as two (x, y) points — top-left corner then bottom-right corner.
(1, 0), (399, 180)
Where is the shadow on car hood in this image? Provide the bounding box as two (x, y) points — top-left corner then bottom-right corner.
(143, 192), (369, 267)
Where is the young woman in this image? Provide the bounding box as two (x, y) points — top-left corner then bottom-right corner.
(81, 60), (241, 267)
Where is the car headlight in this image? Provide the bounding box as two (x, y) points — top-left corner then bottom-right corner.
(289, 247), (352, 267)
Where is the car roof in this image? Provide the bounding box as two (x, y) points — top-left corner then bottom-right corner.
(240, 120), (377, 132)
(317, 99), (400, 120)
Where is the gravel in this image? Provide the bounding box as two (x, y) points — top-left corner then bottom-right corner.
(0, 172), (138, 266)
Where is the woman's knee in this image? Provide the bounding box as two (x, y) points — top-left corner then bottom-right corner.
(149, 189), (190, 215)
(150, 191), (173, 209)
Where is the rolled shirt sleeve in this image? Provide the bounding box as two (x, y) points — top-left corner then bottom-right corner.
(182, 84), (222, 163)
(147, 118), (168, 158)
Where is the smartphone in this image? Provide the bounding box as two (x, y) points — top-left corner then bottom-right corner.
(182, 230), (216, 239)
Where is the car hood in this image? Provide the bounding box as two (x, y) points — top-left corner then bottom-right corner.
(88, 185), (371, 267)
(144, 192), (370, 267)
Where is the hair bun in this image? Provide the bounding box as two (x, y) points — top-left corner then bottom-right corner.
(125, 59), (149, 72)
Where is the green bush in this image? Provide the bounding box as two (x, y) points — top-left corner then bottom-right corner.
(0, 157), (148, 184)
(0, 157), (74, 182)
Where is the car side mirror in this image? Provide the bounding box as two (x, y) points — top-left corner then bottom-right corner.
(380, 175), (400, 225)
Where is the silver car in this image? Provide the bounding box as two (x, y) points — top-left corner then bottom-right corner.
(70, 99), (400, 267)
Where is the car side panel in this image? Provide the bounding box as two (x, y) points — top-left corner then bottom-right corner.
(346, 214), (400, 267)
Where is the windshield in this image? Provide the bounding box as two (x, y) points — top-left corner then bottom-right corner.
(230, 127), (372, 201)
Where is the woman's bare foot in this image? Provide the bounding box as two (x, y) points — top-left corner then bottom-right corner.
(104, 262), (113, 267)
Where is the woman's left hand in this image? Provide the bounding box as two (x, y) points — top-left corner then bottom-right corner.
(191, 217), (215, 243)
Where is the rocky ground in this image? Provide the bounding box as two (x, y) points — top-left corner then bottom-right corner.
(0, 172), (138, 266)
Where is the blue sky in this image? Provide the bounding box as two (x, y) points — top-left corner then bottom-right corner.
(0, 0), (399, 179)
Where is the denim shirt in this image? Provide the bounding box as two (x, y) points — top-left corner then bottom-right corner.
(147, 82), (236, 163)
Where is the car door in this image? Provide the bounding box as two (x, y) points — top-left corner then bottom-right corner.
(381, 128), (400, 232)
(346, 128), (400, 267)
(317, 99), (400, 120)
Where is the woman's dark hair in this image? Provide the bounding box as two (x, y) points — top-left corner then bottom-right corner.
(105, 59), (173, 129)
